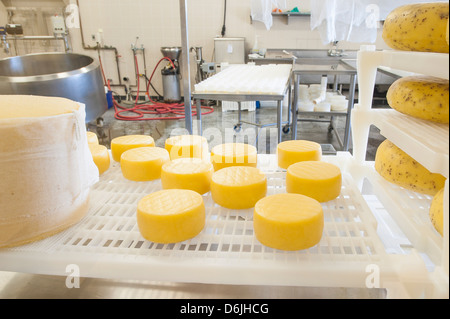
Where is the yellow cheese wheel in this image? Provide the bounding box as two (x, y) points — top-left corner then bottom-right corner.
(429, 187), (445, 236)
(165, 134), (208, 160)
(87, 131), (99, 145)
(89, 144), (110, 175)
(387, 76), (449, 124)
(253, 193), (324, 251)
(0, 95), (80, 118)
(161, 158), (213, 195)
(120, 147), (170, 181)
(375, 140), (446, 196)
(211, 166), (267, 209)
(210, 143), (257, 171)
(111, 135), (155, 162)
(286, 161), (342, 203)
(277, 140), (322, 169)
(137, 189), (205, 244)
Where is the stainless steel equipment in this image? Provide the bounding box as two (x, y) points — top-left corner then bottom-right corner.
(161, 47), (182, 103)
(0, 52), (107, 123)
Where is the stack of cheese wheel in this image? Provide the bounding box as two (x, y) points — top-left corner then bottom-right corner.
(210, 143), (257, 171)
(0, 95), (98, 248)
(165, 134), (208, 160)
(87, 131), (110, 175)
(381, 2), (449, 236)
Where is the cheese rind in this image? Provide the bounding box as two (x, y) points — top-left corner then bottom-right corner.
(120, 147), (170, 181)
(277, 140), (322, 169)
(210, 143), (257, 171)
(286, 161), (342, 202)
(137, 189), (205, 244)
(89, 144), (110, 175)
(253, 193), (324, 251)
(375, 140), (446, 196)
(211, 166), (267, 209)
(161, 158), (213, 195)
(111, 135), (155, 162)
(387, 76), (449, 124)
(165, 135), (208, 160)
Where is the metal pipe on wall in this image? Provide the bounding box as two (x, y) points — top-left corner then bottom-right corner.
(179, 0), (194, 135)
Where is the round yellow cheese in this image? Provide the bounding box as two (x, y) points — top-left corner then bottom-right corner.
(161, 158), (213, 195)
(429, 187), (445, 236)
(120, 147), (170, 181)
(89, 144), (110, 175)
(277, 140), (322, 169)
(253, 193), (324, 251)
(210, 143), (257, 171)
(286, 161), (342, 203)
(165, 134), (208, 160)
(211, 166), (267, 209)
(87, 131), (99, 145)
(137, 189), (205, 244)
(111, 135), (155, 162)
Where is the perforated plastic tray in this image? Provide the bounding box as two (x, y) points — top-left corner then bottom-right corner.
(0, 154), (428, 291)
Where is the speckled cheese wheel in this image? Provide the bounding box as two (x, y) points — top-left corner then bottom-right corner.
(120, 147), (170, 181)
(137, 189), (205, 244)
(253, 193), (324, 251)
(161, 158), (214, 195)
(277, 140), (322, 169)
(165, 134), (208, 160)
(211, 166), (267, 209)
(210, 143), (257, 171)
(286, 161), (342, 203)
(429, 187), (445, 236)
(111, 135), (155, 162)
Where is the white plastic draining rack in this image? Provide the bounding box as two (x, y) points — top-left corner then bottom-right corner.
(350, 45), (449, 299)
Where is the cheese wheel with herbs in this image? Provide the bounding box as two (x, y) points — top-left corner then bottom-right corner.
(165, 134), (208, 160)
(137, 189), (205, 244)
(253, 193), (324, 251)
(210, 166), (267, 209)
(0, 95), (98, 248)
(286, 161), (342, 203)
(111, 134), (155, 162)
(161, 158), (213, 195)
(277, 140), (322, 169)
(120, 147), (170, 181)
(210, 143), (257, 171)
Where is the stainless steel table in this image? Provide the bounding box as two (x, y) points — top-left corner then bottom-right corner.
(193, 92), (288, 145)
(291, 59), (357, 151)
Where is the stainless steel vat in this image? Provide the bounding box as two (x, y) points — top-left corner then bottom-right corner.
(0, 52), (107, 123)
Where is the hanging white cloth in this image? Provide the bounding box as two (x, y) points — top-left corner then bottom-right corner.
(310, 0), (379, 44)
(251, 0), (287, 30)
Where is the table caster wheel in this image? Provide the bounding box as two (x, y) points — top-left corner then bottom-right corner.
(282, 125), (290, 134)
(234, 124), (242, 132)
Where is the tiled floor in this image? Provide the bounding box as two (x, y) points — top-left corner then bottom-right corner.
(87, 101), (386, 161)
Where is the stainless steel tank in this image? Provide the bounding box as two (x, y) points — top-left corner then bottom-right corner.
(0, 52), (107, 123)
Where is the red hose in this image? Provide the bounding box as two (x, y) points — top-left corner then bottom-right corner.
(98, 52), (213, 121)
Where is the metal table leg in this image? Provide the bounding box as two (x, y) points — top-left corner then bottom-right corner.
(343, 74), (357, 151)
(291, 74), (299, 140)
(196, 98), (202, 136)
